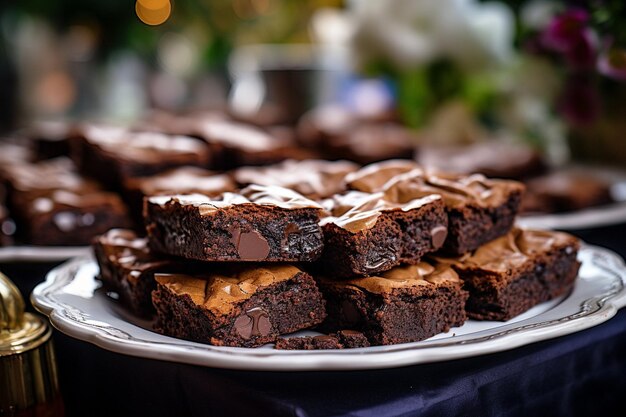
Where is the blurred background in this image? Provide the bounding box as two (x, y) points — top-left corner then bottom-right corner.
(0, 0), (625, 164)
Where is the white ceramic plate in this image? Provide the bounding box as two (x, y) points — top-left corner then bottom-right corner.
(31, 245), (626, 371)
(0, 246), (89, 263)
(517, 165), (626, 230)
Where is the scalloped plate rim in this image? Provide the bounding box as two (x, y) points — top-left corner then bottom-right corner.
(31, 245), (626, 371)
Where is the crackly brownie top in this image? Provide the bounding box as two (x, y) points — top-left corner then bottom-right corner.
(347, 161), (524, 209)
(320, 190), (441, 233)
(417, 141), (546, 179)
(196, 119), (291, 152)
(126, 167), (237, 197)
(148, 184), (323, 213)
(96, 229), (166, 275)
(2, 158), (92, 192)
(154, 264), (302, 315)
(234, 159), (359, 200)
(443, 228), (580, 273)
(322, 262), (461, 294)
(78, 124), (208, 162)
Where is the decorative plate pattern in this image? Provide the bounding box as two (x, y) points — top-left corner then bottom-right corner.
(31, 245), (626, 371)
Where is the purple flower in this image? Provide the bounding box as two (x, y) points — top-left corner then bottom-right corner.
(542, 8), (589, 52)
(598, 47), (626, 81)
(557, 75), (601, 126)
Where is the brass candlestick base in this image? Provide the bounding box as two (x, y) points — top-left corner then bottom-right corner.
(1, 271), (64, 416)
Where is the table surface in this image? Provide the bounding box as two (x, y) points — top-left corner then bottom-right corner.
(3, 222), (626, 417)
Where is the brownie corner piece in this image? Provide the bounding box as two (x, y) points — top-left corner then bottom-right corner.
(92, 228), (174, 317)
(445, 228), (581, 321)
(151, 264), (327, 347)
(318, 191), (448, 277)
(145, 185), (325, 262)
(317, 261), (468, 345)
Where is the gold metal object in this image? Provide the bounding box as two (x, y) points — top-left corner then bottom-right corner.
(1, 271), (63, 416)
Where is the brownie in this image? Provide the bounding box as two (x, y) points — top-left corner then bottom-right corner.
(346, 161), (525, 255)
(520, 170), (614, 214)
(233, 159), (359, 201)
(2, 158), (131, 245)
(417, 141), (547, 180)
(318, 191), (448, 277)
(93, 229), (181, 316)
(296, 105), (414, 163)
(438, 228), (580, 321)
(317, 261), (468, 345)
(195, 119), (311, 168)
(274, 330), (370, 350)
(151, 264), (327, 347)
(123, 167), (238, 227)
(29, 120), (72, 160)
(71, 124), (212, 190)
(145, 185), (325, 262)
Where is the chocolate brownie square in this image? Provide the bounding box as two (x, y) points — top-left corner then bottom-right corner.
(318, 191), (447, 277)
(417, 141), (547, 180)
(151, 264), (327, 347)
(195, 119), (311, 168)
(2, 158), (131, 245)
(93, 229), (181, 317)
(71, 124), (212, 190)
(439, 228), (581, 321)
(123, 167), (237, 226)
(520, 170), (614, 214)
(29, 120), (72, 161)
(233, 159), (359, 201)
(274, 330), (370, 350)
(145, 185), (325, 262)
(317, 261), (468, 345)
(346, 162), (525, 255)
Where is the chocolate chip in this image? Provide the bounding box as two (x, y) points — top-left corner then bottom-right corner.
(341, 301), (361, 325)
(234, 314), (254, 339)
(234, 307), (272, 339)
(230, 227), (270, 260)
(430, 225), (448, 249)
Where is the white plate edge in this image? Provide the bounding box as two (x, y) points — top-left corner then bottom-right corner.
(31, 245), (626, 372)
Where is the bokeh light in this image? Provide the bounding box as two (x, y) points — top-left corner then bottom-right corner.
(135, 0), (172, 26)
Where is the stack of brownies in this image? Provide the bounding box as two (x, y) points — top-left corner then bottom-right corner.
(93, 158), (581, 349)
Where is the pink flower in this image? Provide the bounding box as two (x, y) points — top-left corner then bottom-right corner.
(541, 8), (597, 69)
(541, 8), (589, 53)
(598, 47), (626, 81)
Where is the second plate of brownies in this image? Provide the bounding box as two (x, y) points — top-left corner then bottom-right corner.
(31, 244), (626, 371)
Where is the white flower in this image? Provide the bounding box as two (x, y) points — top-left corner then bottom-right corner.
(347, 0), (515, 72)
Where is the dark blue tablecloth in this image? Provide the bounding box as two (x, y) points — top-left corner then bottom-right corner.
(4, 223), (626, 417)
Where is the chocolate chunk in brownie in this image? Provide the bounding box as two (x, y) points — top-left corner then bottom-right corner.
(123, 167), (238, 227)
(71, 124), (213, 190)
(151, 264), (327, 347)
(346, 161), (525, 255)
(318, 191), (448, 277)
(145, 185), (325, 262)
(317, 261), (468, 345)
(520, 170), (614, 214)
(274, 330), (370, 350)
(2, 158), (131, 245)
(438, 228), (580, 321)
(93, 229), (184, 317)
(417, 141), (547, 180)
(233, 159), (359, 201)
